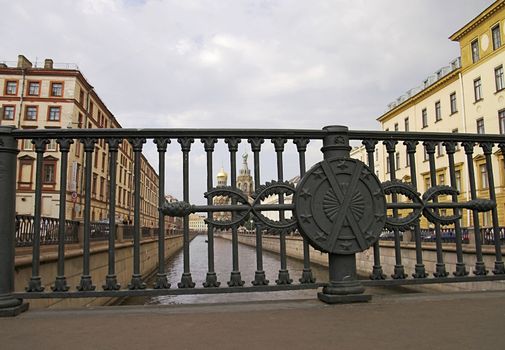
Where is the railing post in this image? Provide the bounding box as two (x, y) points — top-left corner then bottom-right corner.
(0, 126), (28, 316)
(318, 125), (370, 303)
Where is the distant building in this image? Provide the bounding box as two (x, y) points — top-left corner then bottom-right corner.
(0, 55), (159, 226)
(352, 0), (505, 227)
(188, 213), (207, 232)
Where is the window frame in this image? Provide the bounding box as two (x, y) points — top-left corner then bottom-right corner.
(435, 101), (441, 121)
(474, 77), (482, 102)
(499, 109), (505, 134)
(42, 157), (57, 185)
(26, 80), (41, 96)
(492, 24), (502, 50)
(24, 105), (38, 121)
(450, 92), (457, 114)
(495, 65), (504, 92)
(4, 80), (18, 95)
(17, 156), (35, 190)
(47, 106), (61, 121)
(50, 81), (64, 97)
(477, 118), (485, 134)
(2, 104), (16, 120)
(422, 108), (428, 128)
(471, 39), (480, 63)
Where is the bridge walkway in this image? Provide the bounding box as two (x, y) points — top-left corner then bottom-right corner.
(1, 289), (503, 350)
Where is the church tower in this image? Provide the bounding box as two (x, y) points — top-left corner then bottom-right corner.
(237, 153), (254, 196)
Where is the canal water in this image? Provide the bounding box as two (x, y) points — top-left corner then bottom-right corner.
(121, 235), (330, 305)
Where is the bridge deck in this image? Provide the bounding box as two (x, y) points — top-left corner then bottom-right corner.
(1, 289), (503, 350)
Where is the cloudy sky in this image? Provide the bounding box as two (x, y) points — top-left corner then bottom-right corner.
(1, 0), (495, 202)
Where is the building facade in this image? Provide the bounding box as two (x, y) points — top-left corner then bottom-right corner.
(355, 0), (505, 228)
(0, 55), (159, 227)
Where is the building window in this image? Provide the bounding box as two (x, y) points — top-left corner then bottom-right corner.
(386, 156), (390, 173)
(450, 92), (457, 114)
(23, 139), (33, 151)
(492, 24), (502, 50)
(43, 163), (56, 184)
(2, 105), (15, 120)
(499, 109), (505, 134)
(477, 118), (485, 134)
(455, 170), (462, 191)
(50, 82), (63, 97)
(480, 164), (488, 189)
(395, 152), (400, 170)
(437, 142), (444, 157)
(24, 106), (38, 121)
(422, 108), (428, 128)
(471, 39), (479, 63)
(424, 147), (429, 161)
(495, 66), (504, 92)
(394, 123), (398, 131)
(404, 117), (409, 132)
(438, 172), (445, 186)
(5, 81), (18, 95)
(27, 81), (40, 96)
(424, 177), (431, 191)
(47, 139), (57, 151)
(92, 174), (98, 196)
(474, 78), (482, 102)
(435, 101), (441, 121)
(18, 157), (34, 190)
(405, 149), (410, 167)
(48, 106), (61, 121)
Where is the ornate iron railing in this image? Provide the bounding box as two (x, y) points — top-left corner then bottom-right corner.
(1, 125), (505, 316)
(15, 215), (79, 247)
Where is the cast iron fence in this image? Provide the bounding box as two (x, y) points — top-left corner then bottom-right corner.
(15, 215), (79, 247)
(2, 125), (505, 316)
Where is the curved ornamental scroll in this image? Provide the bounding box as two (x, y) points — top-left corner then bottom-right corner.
(382, 180), (496, 230)
(160, 181), (298, 234)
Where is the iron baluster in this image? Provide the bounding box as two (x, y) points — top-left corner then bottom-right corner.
(103, 138), (121, 290)
(272, 137), (292, 285)
(77, 138), (97, 291)
(462, 142), (488, 275)
(423, 141), (448, 277)
(128, 137), (147, 289)
(481, 142), (505, 274)
(384, 139), (406, 279)
(225, 137), (245, 287)
(202, 137), (220, 288)
(404, 140), (427, 278)
(444, 141), (468, 276)
(294, 137), (316, 284)
(52, 138), (73, 292)
(177, 137), (195, 288)
(26, 138), (49, 292)
(248, 137), (269, 286)
(363, 139), (386, 280)
(153, 137), (171, 289)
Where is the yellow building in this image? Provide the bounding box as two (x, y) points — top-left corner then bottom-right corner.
(367, 0), (505, 228)
(0, 55), (159, 227)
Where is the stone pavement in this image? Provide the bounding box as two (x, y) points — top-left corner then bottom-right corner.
(1, 289), (504, 350)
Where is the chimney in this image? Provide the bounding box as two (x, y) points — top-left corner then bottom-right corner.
(17, 55), (32, 69)
(44, 59), (54, 69)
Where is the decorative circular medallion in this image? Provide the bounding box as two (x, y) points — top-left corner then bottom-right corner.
(294, 158), (386, 254)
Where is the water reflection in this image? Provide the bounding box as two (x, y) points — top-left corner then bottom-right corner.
(122, 235), (329, 305)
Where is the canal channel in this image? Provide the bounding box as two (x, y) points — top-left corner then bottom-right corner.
(121, 235), (330, 305)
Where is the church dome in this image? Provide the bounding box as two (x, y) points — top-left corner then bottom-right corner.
(217, 167), (228, 179)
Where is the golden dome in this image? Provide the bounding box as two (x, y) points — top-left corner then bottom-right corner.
(217, 167), (228, 179)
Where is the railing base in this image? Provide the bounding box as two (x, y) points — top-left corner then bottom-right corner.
(0, 301), (29, 317)
(317, 292), (371, 304)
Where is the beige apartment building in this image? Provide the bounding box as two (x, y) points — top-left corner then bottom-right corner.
(352, 0), (505, 228)
(0, 55), (159, 227)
